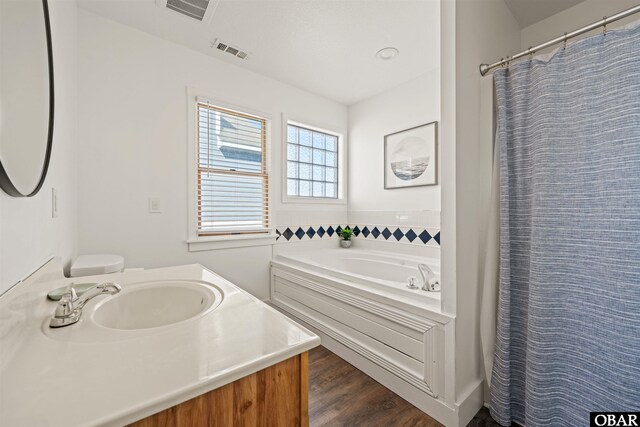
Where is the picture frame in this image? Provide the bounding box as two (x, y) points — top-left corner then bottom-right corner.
(384, 121), (438, 189)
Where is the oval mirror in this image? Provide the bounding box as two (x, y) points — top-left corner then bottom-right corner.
(0, 0), (54, 197)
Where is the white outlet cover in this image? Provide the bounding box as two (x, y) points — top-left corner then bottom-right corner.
(148, 197), (161, 213)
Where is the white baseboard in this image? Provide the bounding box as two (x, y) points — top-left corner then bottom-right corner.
(456, 379), (484, 427)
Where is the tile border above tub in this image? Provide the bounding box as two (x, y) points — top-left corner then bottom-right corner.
(275, 224), (440, 246)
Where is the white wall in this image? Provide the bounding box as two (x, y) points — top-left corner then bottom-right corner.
(347, 71), (441, 213)
(521, 0), (640, 49)
(76, 10), (348, 300)
(0, 0), (78, 295)
(448, 0), (521, 409)
(439, 0), (458, 408)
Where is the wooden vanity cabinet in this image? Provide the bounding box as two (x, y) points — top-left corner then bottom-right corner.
(129, 352), (309, 427)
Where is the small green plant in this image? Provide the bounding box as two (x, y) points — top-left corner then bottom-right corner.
(340, 226), (353, 241)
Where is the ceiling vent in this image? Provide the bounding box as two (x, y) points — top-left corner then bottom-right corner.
(157, 0), (219, 23)
(212, 39), (249, 60)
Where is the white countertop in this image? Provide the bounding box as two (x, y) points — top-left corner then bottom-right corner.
(0, 259), (320, 426)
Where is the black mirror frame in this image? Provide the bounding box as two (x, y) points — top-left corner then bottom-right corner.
(0, 0), (54, 197)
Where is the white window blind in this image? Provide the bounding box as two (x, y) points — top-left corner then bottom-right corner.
(197, 101), (269, 236)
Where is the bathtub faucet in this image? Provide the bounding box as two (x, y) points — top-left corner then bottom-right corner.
(418, 264), (441, 292)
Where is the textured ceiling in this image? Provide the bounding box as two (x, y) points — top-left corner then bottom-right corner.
(78, 0), (440, 105)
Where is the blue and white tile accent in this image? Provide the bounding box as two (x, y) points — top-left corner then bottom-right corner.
(275, 224), (440, 246)
(351, 225), (440, 246)
(276, 225), (338, 242)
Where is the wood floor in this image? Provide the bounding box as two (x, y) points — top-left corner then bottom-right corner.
(308, 346), (442, 427)
(308, 346), (500, 427)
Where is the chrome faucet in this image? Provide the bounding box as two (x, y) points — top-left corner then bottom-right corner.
(418, 264), (441, 292)
(49, 282), (121, 328)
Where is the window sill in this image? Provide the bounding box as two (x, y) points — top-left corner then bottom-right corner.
(281, 196), (347, 205)
(187, 233), (277, 252)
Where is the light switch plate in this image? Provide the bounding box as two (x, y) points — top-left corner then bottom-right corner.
(51, 188), (58, 218)
(148, 197), (161, 213)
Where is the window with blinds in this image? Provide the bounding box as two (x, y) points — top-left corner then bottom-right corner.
(197, 102), (269, 236)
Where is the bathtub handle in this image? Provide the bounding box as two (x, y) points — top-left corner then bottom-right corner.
(423, 278), (441, 292)
(407, 276), (419, 290)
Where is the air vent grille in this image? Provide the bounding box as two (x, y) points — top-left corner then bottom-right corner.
(166, 0), (209, 21)
(212, 39), (249, 60)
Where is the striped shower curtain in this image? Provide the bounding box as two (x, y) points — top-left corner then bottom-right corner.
(489, 22), (640, 426)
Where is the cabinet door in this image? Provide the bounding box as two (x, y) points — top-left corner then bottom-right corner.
(129, 353), (309, 427)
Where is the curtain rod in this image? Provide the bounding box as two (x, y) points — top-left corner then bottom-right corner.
(479, 4), (640, 76)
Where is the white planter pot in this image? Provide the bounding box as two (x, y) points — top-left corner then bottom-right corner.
(340, 240), (352, 248)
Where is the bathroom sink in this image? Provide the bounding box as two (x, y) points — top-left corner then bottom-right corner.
(92, 281), (222, 330)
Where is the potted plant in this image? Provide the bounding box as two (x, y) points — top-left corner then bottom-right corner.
(340, 226), (353, 248)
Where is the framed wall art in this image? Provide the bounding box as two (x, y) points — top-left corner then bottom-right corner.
(384, 121), (438, 189)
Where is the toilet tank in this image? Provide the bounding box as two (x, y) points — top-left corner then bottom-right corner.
(70, 254), (124, 277)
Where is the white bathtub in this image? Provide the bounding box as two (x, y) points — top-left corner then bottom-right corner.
(272, 248), (441, 307)
(270, 248), (451, 410)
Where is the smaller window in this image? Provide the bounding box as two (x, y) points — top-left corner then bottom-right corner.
(286, 123), (340, 199)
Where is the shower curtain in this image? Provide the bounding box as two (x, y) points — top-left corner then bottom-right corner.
(490, 23), (640, 426)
